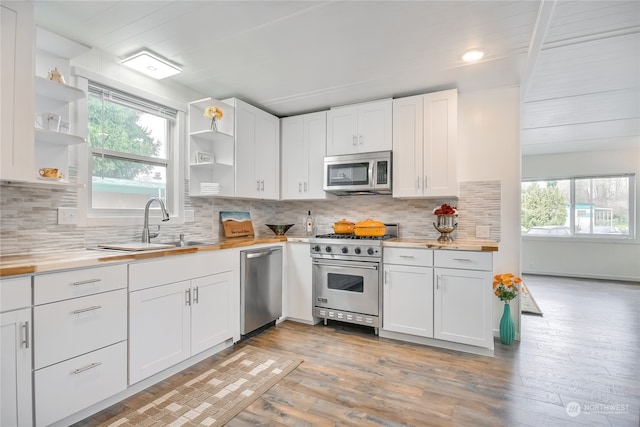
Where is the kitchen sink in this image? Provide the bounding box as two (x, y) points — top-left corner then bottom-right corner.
(161, 240), (214, 248)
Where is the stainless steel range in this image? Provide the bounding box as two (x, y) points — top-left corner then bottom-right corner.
(310, 224), (398, 333)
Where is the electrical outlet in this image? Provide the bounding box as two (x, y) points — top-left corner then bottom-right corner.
(476, 225), (490, 238)
(57, 207), (78, 225)
(184, 210), (195, 222)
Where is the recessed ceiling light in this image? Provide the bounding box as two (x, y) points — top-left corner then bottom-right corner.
(462, 50), (485, 63)
(121, 50), (182, 79)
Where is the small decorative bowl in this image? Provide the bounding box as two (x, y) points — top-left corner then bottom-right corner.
(265, 224), (295, 236)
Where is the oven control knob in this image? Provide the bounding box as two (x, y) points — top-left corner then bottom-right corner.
(367, 247), (375, 255)
(313, 245), (321, 252)
(354, 247), (361, 254)
(325, 246), (332, 253)
(341, 247), (349, 254)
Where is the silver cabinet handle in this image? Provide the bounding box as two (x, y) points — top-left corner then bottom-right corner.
(416, 176), (420, 190)
(384, 270), (388, 284)
(453, 258), (473, 262)
(72, 305), (102, 315)
(359, 134), (363, 144)
(193, 286), (199, 304)
(72, 278), (101, 286)
(352, 135), (357, 146)
(22, 321), (30, 349)
(298, 182), (302, 192)
(72, 362), (102, 375)
(260, 180), (265, 191)
(424, 176), (427, 189)
(304, 181), (308, 192)
(436, 275), (441, 290)
(256, 180), (260, 191)
(399, 255), (415, 259)
(185, 288), (191, 306)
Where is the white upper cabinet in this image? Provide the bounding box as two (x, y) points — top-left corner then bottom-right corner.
(233, 98), (280, 199)
(281, 111), (329, 200)
(393, 89), (458, 198)
(326, 99), (392, 155)
(1, 2), (35, 182)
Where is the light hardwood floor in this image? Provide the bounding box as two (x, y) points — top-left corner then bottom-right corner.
(77, 274), (639, 426)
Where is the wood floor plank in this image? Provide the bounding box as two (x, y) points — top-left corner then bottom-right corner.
(76, 274), (640, 426)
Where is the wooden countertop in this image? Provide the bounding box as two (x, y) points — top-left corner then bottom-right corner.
(0, 236), (287, 278)
(0, 235), (497, 278)
(383, 238), (499, 252)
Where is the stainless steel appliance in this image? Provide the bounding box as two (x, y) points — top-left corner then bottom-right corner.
(240, 246), (283, 336)
(310, 224), (398, 333)
(323, 151), (392, 195)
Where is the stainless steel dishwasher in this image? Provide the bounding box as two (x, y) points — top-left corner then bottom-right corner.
(240, 246), (283, 336)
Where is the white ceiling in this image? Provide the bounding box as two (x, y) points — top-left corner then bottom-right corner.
(32, 0), (640, 156)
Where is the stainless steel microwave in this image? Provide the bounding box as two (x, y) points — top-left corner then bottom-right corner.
(323, 151), (392, 195)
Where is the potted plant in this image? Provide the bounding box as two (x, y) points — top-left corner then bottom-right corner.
(493, 273), (522, 344)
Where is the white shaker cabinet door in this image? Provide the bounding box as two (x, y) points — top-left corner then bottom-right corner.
(382, 264), (434, 338)
(392, 95), (424, 197)
(129, 280), (191, 384)
(1, 308), (33, 427)
(326, 105), (358, 156)
(433, 267), (493, 349)
(190, 271), (234, 355)
(285, 243), (315, 323)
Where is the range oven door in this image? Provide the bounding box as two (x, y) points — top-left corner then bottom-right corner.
(312, 258), (380, 316)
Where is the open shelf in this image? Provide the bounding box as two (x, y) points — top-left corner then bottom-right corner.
(35, 128), (86, 146)
(35, 76), (85, 104)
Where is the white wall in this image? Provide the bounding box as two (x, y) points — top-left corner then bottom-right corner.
(522, 147), (640, 281)
(458, 86), (522, 335)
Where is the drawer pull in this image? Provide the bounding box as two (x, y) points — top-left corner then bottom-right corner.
(453, 258), (473, 262)
(185, 288), (191, 306)
(72, 362), (102, 375)
(72, 278), (102, 286)
(72, 305), (102, 315)
(399, 255), (415, 258)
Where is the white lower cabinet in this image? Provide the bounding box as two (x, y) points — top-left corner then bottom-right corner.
(33, 264), (128, 426)
(382, 248), (434, 337)
(129, 251), (235, 384)
(434, 251), (494, 349)
(382, 247), (494, 352)
(1, 277), (33, 427)
(284, 242), (315, 323)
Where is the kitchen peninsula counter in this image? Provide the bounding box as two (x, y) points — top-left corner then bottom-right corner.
(383, 238), (498, 252)
(0, 236), (287, 277)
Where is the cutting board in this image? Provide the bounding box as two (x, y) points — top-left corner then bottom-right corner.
(220, 211), (254, 238)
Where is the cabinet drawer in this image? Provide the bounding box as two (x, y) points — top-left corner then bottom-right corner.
(129, 250), (233, 292)
(35, 341), (127, 427)
(434, 250), (492, 271)
(383, 247), (433, 266)
(34, 289), (127, 369)
(0, 276), (31, 312)
(34, 264), (127, 305)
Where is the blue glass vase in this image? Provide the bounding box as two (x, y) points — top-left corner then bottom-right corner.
(499, 302), (515, 344)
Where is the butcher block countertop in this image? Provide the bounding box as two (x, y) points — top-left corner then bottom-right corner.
(0, 236), (497, 278)
(0, 236), (287, 278)
(383, 238), (499, 252)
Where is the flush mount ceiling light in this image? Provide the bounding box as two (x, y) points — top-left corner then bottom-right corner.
(462, 50), (485, 63)
(120, 50), (182, 79)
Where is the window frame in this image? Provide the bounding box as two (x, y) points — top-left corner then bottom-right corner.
(521, 173), (636, 240)
(73, 68), (185, 227)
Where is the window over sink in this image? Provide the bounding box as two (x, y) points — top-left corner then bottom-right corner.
(75, 71), (185, 226)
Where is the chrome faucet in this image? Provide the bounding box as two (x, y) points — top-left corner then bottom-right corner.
(142, 197), (170, 243)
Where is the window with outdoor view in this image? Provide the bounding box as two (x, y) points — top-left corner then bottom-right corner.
(521, 175), (634, 237)
(87, 82), (177, 211)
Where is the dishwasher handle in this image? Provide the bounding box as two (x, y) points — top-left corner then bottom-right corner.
(245, 247), (282, 259)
